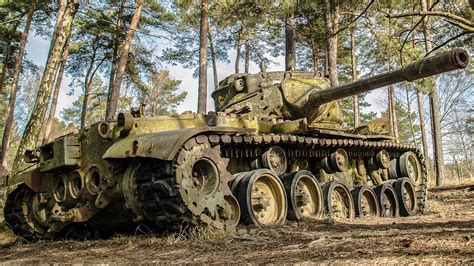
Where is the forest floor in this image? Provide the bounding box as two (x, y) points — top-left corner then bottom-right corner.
(0, 183), (473, 264)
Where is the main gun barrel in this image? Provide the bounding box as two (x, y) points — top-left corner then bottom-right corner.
(309, 48), (469, 106)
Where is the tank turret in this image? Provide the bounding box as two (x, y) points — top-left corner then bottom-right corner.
(212, 48), (469, 127)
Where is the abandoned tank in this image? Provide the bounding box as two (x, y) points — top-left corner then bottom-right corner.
(2, 48), (469, 240)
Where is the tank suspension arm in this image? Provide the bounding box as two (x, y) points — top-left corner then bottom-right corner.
(309, 48), (469, 106)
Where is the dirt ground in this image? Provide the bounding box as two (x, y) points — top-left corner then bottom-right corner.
(0, 183), (473, 264)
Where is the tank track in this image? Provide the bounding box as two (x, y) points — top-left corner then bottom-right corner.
(3, 185), (105, 241)
(134, 161), (192, 229)
(134, 133), (427, 230)
(3, 185), (48, 241)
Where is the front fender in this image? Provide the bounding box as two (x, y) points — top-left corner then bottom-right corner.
(5, 167), (47, 192)
(102, 126), (253, 161)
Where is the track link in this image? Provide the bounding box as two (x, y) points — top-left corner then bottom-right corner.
(3, 185), (48, 241)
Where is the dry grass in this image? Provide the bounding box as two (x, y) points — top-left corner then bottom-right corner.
(0, 182), (472, 263)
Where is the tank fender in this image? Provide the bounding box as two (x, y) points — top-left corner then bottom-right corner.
(102, 126), (253, 161)
(6, 168), (47, 192)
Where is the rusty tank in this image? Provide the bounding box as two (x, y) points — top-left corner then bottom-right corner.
(2, 48), (469, 240)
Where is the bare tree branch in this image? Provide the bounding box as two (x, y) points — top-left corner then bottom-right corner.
(425, 31), (472, 57)
(387, 11), (474, 28)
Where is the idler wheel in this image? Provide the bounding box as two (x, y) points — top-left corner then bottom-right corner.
(236, 169), (287, 227)
(351, 186), (380, 218)
(393, 177), (418, 216)
(321, 180), (355, 219)
(373, 183), (399, 217)
(399, 152), (422, 184)
(281, 171), (323, 221)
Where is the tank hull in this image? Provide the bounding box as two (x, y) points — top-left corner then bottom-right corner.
(3, 113), (427, 239)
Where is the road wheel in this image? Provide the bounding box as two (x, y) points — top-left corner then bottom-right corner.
(394, 177), (418, 216)
(351, 186), (380, 218)
(322, 180), (355, 219)
(399, 152), (422, 184)
(282, 171), (323, 221)
(373, 183), (399, 217)
(236, 169), (287, 227)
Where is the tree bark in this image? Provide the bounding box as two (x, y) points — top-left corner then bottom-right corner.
(0, 2), (35, 171)
(107, 0), (125, 104)
(406, 87), (417, 144)
(350, 26), (360, 128)
(235, 27), (243, 74)
(106, 0), (143, 120)
(388, 85), (399, 140)
(208, 30), (218, 90)
(324, 47), (329, 76)
(325, 0), (340, 86)
(285, 13), (296, 71)
(311, 42), (320, 73)
(197, 0), (209, 114)
(417, 91), (430, 166)
(43, 38), (70, 144)
(81, 48), (97, 128)
(244, 35), (250, 74)
(13, 0), (78, 173)
(421, 0), (444, 186)
(0, 41), (11, 95)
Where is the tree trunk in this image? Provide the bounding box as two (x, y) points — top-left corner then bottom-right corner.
(82, 56), (106, 128)
(387, 42), (399, 140)
(81, 52), (97, 128)
(0, 41), (11, 95)
(0, 2), (35, 171)
(107, 0), (125, 104)
(324, 47), (329, 76)
(325, 0), (339, 86)
(417, 90), (430, 168)
(350, 26), (360, 128)
(421, 0), (444, 186)
(197, 0), (209, 114)
(106, 0), (143, 120)
(406, 86), (417, 144)
(43, 38), (70, 144)
(13, 0), (78, 173)
(285, 13), (296, 71)
(235, 27), (243, 74)
(244, 36), (250, 74)
(388, 86), (399, 140)
(311, 42), (320, 73)
(208, 30), (218, 90)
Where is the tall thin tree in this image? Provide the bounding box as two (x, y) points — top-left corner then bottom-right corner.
(43, 38), (70, 144)
(421, 0), (444, 186)
(13, 0), (78, 173)
(106, 0), (144, 120)
(235, 26), (243, 74)
(325, 0), (339, 86)
(197, 0), (209, 114)
(350, 25), (360, 128)
(1, 2), (36, 171)
(285, 13), (296, 71)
